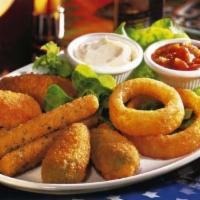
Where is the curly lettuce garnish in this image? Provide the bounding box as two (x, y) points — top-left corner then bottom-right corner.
(72, 64), (116, 96)
(193, 87), (200, 96)
(152, 18), (188, 38)
(44, 65), (116, 121)
(116, 18), (188, 50)
(72, 64), (116, 120)
(128, 61), (158, 80)
(115, 22), (129, 37)
(72, 64), (116, 105)
(33, 41), (72, 77)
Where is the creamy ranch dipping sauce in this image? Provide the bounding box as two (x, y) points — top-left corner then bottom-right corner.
(74, 38), (136, 67)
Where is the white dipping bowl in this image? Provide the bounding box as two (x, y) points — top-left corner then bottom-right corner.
(144, 38), (200, 89)
(66, 33), (143, 83)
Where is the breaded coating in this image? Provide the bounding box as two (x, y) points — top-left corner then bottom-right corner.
(42, 123), (90, 183)
(0, 131), (60, 177)
(0, 73), (77, 107)
(91, 124), (140, 180)
(131, 89), (200, 159)
(109, 78), (184, 136)
(0, 95), (99, 158)
(0, 115), (99, 177)
(0, 90), (41, 129)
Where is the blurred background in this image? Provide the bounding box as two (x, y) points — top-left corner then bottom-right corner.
(0, 0), (199, 72)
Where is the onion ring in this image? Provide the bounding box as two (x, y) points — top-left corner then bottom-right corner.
(109, 78), (184, 136)
(130, 89), (200, 159)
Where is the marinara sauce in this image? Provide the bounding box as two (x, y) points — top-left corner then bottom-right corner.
(152, 43), (200, 71)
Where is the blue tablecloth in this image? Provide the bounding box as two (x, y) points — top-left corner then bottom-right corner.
(1, 158), (200, 200)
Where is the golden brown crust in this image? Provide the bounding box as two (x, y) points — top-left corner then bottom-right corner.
(42, 123), (90, 183)
(0, 90), (41, 128)
(91, 124), (140, 180)
(0, 114), (99, 177)
(109, 78), (184, 136)
(0, 131), (60, 176)
(0, 95), (99, 158)
(0, 73), (77, 107)
(130, 89), (200, 159)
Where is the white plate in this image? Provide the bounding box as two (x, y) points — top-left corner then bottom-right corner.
(0, 64), (200, 195)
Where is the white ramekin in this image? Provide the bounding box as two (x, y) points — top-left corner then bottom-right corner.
(66, 33), (143, 83)
(144, 38), (200, 89)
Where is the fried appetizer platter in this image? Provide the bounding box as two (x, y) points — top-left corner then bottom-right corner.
(0, 74), (77, 107)
(42, 123), (90, 183)
(1, 71), (200, 184)
(91, 124), (140, 180)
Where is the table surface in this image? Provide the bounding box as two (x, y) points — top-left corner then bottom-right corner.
(1, 157), (200, 200)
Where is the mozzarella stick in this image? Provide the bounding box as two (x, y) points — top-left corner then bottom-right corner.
(0, 95), (99, 158)
(0, 131), (60, 176)
(0, 114), (99, 177)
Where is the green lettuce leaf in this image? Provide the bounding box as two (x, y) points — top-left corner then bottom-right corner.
(184, 108), (193, 120)
(33, 41), (72, 77)
(72, 64), (116, 121)
(44, 84), (73, 112)
(115, 18), (189, 79)
(137, 101), (163, 111)
(116, 18), (188, 50)
(127, 27), (175, 49)
(115, 22), (129, 37)
(176, 109), (195, 132)
(43, 65), (116, 119)
(151, 18), (173, 28)
(72, 64), (116, 98)
(193, 87), (200, 96)
(128, 60), (157, 79)
(152, 18), (188, 38)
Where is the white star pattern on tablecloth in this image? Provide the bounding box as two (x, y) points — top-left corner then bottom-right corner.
(176, 198), (188, 200)
(107, 196), (123, 200)
(142, 191), (160, 198)
(180, 188), (196, 195)
(72, 199), (85, 200)
(195, 176), (200, 182)
(189, 183), (200, 190)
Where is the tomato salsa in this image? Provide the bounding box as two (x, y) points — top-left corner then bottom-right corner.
(152, 43), (200, 71)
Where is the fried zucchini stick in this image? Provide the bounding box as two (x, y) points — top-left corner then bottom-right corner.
(0, 95), (99, 158)
(0, 115), (99, 176)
